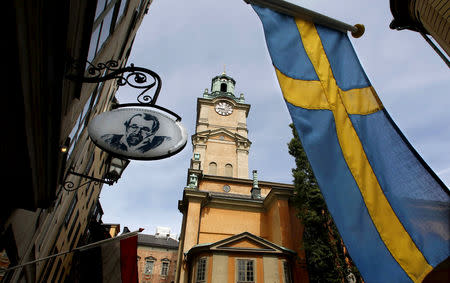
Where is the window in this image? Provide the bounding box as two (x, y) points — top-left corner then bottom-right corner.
(84, 151), (95, 176)
(70, 223), (81, 250)
(95, 0), (107, 20)
(88, 0), (127, 62)
(97, 8), (114, 51)
(208, 162), (217, 175)
(64, 194), (78, 226)
(39, 246), (58, 282)
(221, 83), (227, 92)
(225, 164), (233, 177)
(66, 84), (101, 160)
(51, 259), (63, 283)
(144, 259), (154, 274)
(87, 184), (95, 205)
(161, 260), (169, 276)
(237, 259), (254, 283)
(283, 261), (292, 283)
(117, 0), (128, 23)
(91, 81), (105, 118)
(67, 211), (79, 241)
(196, 257), (207, 282)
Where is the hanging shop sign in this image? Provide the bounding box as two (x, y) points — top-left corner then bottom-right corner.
(88, 106), (187, 160)
(65, 60), (188, 160)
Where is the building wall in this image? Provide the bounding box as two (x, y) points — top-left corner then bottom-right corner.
(2, 0), (151, 281)
(138, 245), (178, 283)
(199, 207), (263, 243)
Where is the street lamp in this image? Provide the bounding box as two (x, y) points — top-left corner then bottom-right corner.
(63, 155), (130, 192)
(103, 156), (130, 183)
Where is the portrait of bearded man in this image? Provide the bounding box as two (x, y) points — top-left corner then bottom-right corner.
(101, 113), (171, 153)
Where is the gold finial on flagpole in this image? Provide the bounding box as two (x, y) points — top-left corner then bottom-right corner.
(222, 65), (226, 75)
(351, 24), (365, 38)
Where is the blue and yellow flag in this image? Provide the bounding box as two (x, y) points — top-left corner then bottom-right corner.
(253, 5), (449, 283)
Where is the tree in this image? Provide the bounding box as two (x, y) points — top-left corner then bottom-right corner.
(288, 124), (362, 283)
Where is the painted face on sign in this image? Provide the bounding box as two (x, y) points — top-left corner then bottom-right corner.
(125, 114), (159, 146)
(94, 107), (187, 159)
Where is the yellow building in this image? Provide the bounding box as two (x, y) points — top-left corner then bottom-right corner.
(175, 73), (308, 283)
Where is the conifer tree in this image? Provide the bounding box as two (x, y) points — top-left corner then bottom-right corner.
(288, 124), (361, 283)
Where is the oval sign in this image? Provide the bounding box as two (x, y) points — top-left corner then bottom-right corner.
(88, 106), (187, 160)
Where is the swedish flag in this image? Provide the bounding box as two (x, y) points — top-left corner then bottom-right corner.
(253, 5), (449, 283)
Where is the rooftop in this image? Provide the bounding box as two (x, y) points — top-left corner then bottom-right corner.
(138, 234), (179, 249)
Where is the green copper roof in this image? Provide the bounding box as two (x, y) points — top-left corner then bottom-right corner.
(203, 73), (245, 103)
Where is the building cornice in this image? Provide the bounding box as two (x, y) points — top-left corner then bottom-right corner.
(201, 174), (294, 189)
(263, 186), (295, 207)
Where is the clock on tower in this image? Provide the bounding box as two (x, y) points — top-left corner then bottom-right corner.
(215, 101), (233, 116)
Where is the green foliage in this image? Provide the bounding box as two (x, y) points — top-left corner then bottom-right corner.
(288, 124), (362, 283)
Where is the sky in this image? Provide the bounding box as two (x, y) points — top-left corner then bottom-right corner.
(99, 0), (450, 238)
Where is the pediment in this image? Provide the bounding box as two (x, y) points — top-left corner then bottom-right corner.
(219, 238), (273, 250)
(194, 128), (249, 143)
(209, 232), (288, 254)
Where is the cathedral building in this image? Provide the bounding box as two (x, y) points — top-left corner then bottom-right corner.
(175, 73), (309, 283)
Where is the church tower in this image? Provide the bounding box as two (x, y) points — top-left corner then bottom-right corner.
(191, 72), (251, 179)
(176, 73), (309, 283)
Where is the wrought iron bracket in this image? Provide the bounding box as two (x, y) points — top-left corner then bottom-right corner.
(66, 59), (162, 105)
(62, 168), (116, 192)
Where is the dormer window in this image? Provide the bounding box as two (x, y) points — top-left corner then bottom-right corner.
(220, 83), (227, 92)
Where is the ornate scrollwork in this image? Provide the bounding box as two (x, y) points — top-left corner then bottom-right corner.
(66, 59), (162, 105)
(63, 179), (100, 192)
(62, 167), (115, 192)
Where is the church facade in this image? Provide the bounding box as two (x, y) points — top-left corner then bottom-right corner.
(175, 73), (309, 283)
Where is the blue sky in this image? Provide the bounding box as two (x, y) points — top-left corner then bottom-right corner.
(99, 0), (450, 237)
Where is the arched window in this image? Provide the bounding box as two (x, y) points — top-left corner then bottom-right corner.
(161, 259), (170, 276)
(144, 256), (156, 274)
(209, 162), (217, 175)
(225, 164), (233, 177)
(220, 83), (227, 92)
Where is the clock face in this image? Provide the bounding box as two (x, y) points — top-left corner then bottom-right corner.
(215, 102), (233, 116)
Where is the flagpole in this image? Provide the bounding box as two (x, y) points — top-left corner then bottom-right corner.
(244, 0), (365, 38)
(3, 228), (144, 272)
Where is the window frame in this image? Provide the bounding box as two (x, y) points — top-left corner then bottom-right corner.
(236, 258), (255, 283)
(195, 257), (207, 283)
(64, 194), (78, 226)
(89, 0), (129, 63)
(160, 259), (170, 276)
(144, 257), (155, 275)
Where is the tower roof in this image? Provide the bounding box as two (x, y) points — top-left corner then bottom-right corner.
(203, 72), (245, 103)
